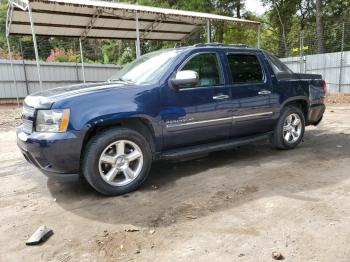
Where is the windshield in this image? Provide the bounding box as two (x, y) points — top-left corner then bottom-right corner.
(109, 49), (182, 85)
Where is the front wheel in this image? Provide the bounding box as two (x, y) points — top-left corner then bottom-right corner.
(270, 106), (305, 150)
(82, 127), (152, 196)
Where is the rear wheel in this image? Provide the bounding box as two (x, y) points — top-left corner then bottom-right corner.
(82, 127), (152, 196)
(270, 106), (305, 150)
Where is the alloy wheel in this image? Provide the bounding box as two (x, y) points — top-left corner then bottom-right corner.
(98, 140), (143, 186)
(283, 113), (302, 143)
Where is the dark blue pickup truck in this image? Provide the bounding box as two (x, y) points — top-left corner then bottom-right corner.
(17, 44), (326, 195)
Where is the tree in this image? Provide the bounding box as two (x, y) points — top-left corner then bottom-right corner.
(213, 0), (244, 43)
(235, 0), (242, 18)
(0, 1), (8, 52)
(262, 0), (298, 57)
(297, 0), (313, 31)
(294, 0), (349, 54)
(315, 0), (325, 53)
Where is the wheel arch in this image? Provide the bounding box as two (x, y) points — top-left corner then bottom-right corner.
(80, 116), (157, 162)
(281, 97), (309, 121)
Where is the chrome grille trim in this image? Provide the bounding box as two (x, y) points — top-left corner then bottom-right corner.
(22, 106), (35, 134)
(22, 106), (35, 118)
(22, 119), (33, 134)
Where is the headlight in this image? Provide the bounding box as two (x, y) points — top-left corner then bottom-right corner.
(36, 109), (70, 132)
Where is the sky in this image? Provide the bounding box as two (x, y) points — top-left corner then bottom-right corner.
(244, 0), (269, 15)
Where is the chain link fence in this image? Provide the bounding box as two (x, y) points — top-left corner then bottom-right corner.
(263, 22), (350, 93)
(261, 22), (350, 58)
(6, 38), (130, 65)
(5, 37), (178, 66)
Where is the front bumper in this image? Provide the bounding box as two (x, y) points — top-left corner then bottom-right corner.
(16, 126), (83, 182)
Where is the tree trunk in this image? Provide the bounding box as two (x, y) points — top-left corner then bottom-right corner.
(274, 2), (288, 57)
(315, 0), (325, 53)
(278, 29), (287, 57)
(235, 0), (241, 18)
(193, 30), (200, 44)
(216, 22), (224, 43)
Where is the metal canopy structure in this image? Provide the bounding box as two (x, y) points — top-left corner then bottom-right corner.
(7, 0), (260, 40)
(5, 0), (261, 103)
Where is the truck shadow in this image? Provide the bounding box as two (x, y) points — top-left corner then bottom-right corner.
(47, 130), (350, 228)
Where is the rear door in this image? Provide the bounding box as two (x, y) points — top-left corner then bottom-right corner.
(225, 51), (278, 137)
(161, 51), (232, 150)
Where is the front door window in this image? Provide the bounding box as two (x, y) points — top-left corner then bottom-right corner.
(181, 53), (223, 87)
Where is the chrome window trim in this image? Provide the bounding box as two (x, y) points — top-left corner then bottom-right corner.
(166, 116), (232, 128)
(233, 111), (273, 119)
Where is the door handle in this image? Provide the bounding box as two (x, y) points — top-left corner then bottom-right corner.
(258, 90), (271, 95)
(213, 94), (229, 100)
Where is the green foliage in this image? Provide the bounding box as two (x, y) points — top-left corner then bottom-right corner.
(117, 48), (135, 64)
(46, 48), (79, 62)
(0, 1), (7, 51)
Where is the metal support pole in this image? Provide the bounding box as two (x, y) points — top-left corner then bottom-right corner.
(28, 3), (42, 91)
(6, 36), (19, 106)
(73, 40), (80, 82)
(135, 11), (141, 58)
(20, 41), (29, 95)
(206, 20), (211, 43)
(339, 22), (345, 93)
(79, 38), (86, 84)
(257, 24), (261, 49)
(299, 31), (304, 73)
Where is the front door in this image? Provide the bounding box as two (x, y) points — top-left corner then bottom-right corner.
(225, 51), (278, 137)
(161, 51), (232, 150)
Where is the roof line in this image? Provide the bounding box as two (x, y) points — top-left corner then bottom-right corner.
(10, 32), (184, 41)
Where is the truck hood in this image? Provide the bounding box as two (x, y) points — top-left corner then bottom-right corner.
(24, 81), (129, 109)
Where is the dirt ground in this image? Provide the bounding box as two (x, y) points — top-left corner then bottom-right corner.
(1, 102), (350, 262)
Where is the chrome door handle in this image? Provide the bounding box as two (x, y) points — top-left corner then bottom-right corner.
(258, 90), (271, 95)
(213, 94), (229, 100)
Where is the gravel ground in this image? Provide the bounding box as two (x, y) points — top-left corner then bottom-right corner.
(0, 105), (21, 131)
(0, 102), (350, 261)
(326, 93), (350, 104)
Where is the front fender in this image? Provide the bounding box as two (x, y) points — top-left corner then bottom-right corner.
(53, 86), (162, 152)
(52, 85), (160, 130)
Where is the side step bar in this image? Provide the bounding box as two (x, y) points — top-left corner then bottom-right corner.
(157, 133), (271, 160)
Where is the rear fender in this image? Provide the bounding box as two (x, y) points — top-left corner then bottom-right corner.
(280, 96), (310, 122)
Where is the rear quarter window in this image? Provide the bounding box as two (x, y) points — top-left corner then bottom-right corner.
(264, 52), (294, 81)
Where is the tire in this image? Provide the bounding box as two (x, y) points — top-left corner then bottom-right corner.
(270, 105), (305, 150)
(82, 127), (152, 196)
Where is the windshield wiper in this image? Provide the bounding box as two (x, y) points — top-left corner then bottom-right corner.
(109, 78), (135, 84)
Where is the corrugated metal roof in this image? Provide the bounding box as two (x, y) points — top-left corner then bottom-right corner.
(7, 0), (260, 41)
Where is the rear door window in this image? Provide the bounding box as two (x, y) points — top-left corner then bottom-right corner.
(227, 53), (263, 84)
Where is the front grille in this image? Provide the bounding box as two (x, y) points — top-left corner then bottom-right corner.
(22, 106), (35, 134)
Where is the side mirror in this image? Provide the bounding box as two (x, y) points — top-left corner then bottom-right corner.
(170, 70), (199, 88)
